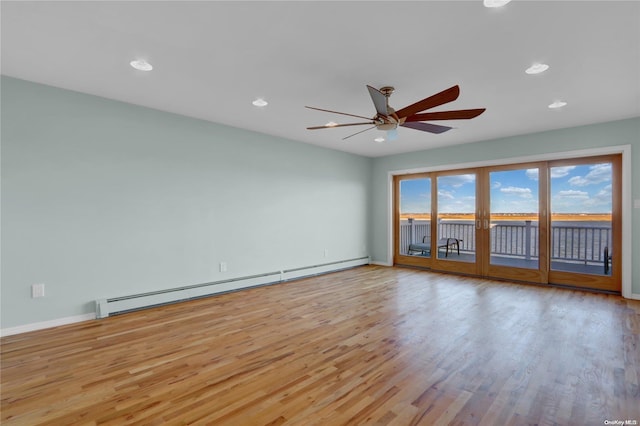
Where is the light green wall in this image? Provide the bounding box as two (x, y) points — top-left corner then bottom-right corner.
(1, 76), (372, 328)
(370, 117), (640, 293)
(2, 76), (638, 329)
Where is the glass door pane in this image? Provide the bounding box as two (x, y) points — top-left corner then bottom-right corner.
(489, 168), (540, 269)
(399, 178), (431, 257)
(436, 174), (476, 262)
(550, 162), (613, 276)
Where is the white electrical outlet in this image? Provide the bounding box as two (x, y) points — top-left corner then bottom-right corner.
(31, 283), (45, 298)
(220, 262), (227, 272)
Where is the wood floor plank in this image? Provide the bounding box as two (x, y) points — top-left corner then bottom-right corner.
(2, 265), (639, 424)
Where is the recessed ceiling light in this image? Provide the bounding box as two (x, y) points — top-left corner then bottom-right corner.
(548, 100), (567, 109)
(483, 0), (512, 8)
(525, 63), (549, 74)
(130, 59), (153, 71)
(252, 98), (268, 107)
(374, 137), (385, 143)
(325, 121), (338, 127)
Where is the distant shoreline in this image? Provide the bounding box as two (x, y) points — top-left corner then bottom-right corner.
(400, 213), (611, 221)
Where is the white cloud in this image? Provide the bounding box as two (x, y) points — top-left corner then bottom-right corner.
(439, 200), (475, 214)
(500, 186), (533, 198)
(568, 163), (611, 186)
(552, 188), (612, 213)
(526, 169), (539, 181)
(550, 166), (577, 179)
(584, 184), (612, 208)
(437, 190), (455, 200)
(556, 189), (589, 200)
(439, 174), (475, 188)
(492, 181), (502, 189)
(529, 166), (580, 181)
(497, 199), (539, 213)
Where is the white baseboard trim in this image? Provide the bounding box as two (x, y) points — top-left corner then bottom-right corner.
(4, 258), (370, 336)
(97, 257), (370, 318)
(370, 260), (392, 267)
(1, 313), (95, 338)
(5, 260), (632, 336)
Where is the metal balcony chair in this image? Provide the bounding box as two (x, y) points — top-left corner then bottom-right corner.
(408, 236), (462, 257)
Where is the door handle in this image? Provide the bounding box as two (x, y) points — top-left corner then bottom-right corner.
(484, 219), (489, 229)
(476, 220), (481, 230)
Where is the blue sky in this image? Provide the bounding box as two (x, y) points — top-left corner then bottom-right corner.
(400, 163), (612, 214)
(400, 178), (432, 213)
(547, 163), (612, 214)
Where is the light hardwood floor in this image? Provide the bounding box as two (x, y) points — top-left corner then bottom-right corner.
(2, 266), (639, 425)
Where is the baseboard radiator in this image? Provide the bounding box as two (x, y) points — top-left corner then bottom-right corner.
(95, 257), (369, 318)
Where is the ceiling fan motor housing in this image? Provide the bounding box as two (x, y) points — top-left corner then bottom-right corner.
(376, 121), (398, 131)
(375, 87), (400, 130)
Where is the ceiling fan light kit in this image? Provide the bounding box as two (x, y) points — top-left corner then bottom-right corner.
(483, 0), (512, 8)
(306, 84), (486, 141)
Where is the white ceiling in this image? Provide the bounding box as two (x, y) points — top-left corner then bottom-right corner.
(2, 1), (639, 157)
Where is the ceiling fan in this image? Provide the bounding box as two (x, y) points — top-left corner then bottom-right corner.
(306, 85), (485, 141)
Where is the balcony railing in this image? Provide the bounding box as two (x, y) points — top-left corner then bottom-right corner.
(400, 219), (611, 267)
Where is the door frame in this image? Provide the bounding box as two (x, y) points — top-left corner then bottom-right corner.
(430, 168), (481, 276)
(386, 145), (634, 298)
(393, 173), (433, 269)
(546, 154), (622, 292)
(481, 161), (549, 284)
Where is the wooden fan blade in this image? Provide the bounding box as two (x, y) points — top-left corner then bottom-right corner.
(305, 106), (372, 121)
(401, 121), (452, 134)
(366, 85), (388, 116)
(404, 108), (486, 122)
(307, 122), (375, 130)
(394, 85), (460, 119)
(343, 126), (376, 140)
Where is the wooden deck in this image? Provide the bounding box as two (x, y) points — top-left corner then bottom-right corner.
(2, 265), (639, 424)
